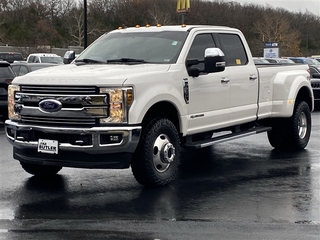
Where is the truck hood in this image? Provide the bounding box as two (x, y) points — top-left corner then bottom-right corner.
(12, 63), (171, 86)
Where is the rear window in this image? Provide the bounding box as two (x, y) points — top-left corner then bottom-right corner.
(40, 56), (63, 64)
(0, 52), (24, 63)
(0, 66), (15, 78)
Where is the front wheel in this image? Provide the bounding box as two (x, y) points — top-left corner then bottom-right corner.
(131, 118), (180, 187)
(267, 101), (311, 150)
(20, 162), (62, 176)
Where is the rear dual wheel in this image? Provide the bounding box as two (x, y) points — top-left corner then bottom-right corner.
(267, 101), (311, 150)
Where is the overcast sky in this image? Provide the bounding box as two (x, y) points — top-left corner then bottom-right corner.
(230, 0), (320, 16)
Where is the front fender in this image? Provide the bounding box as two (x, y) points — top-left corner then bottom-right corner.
(127, 80), (189, 134)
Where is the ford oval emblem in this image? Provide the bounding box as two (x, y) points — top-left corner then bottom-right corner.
(39, 99), (62, 113)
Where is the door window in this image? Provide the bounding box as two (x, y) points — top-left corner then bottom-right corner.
(19, 66), (29, 76)
(187, 34), (216, 71)
(218, 33), (248, 66)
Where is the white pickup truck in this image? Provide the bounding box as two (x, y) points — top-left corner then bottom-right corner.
(5, 25), (314, 187)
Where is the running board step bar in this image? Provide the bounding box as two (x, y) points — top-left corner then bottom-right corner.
(184, 126), (272, 149)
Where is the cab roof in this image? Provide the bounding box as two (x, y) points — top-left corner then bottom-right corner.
(113, 24), (235, 33)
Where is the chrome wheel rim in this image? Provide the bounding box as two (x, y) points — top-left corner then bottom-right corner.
(152, 134), (175, 173)
(298, 112), (308, 139)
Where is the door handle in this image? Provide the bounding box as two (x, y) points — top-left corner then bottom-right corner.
(249, 74), (257, 80)
(221, 77), (230, 83)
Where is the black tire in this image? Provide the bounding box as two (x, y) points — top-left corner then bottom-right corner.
(267, 101), (311, 150)
(131, 118), (180, 187)
(20, 162), (62, 176)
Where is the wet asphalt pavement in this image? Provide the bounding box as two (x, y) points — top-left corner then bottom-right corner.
(0, 111), (319, 239)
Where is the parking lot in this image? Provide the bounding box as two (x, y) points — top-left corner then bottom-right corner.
(0, 111), (319, 239)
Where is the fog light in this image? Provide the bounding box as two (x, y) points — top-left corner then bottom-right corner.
(6, 128), (15, 138)
(110, 135), (120, 142)
(100, 134), (122, 144)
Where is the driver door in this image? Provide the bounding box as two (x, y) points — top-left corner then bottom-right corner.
(186, 33), (230, 134)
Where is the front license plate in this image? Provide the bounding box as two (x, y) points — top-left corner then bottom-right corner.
(38, 139), (58, 154)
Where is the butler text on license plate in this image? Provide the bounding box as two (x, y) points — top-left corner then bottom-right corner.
(38, 139), (58, 154)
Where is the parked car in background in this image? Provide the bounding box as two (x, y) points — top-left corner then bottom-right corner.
(310, 79), (320, 109)
(264, 58), (295, 64)
(11, 62), (56, 76)
(312, 58), (320, 63)
(26, 53), (63, 64)
(308, 65), (320, 109)
(0, 52), (24, 63)
(0, 61), (15, 121)
(308, 65), (320, 78)
(289, 57), (320, 66)
(310, 55), (320, 63)
(252, 57), (270, 64)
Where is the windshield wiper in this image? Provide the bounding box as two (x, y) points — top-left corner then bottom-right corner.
(106, 58), (148, 64)
(75, 58), (106, 64)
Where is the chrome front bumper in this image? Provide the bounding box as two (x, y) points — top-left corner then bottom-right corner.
(5, 120), (141, 154)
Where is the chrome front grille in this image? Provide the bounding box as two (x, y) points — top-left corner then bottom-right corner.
(17, 85), (108, 127)
(20, 85), (98, 94)
(21, 115), (97, 126)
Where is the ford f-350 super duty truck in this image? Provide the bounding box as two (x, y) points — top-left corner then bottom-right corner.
(5, 25), (314, 187)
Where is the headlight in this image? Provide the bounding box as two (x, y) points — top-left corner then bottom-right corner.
(8, 85), (21, 120)
(99, 87), (133, 123)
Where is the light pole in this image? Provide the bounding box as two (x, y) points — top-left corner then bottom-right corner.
(305, 16), (309, 57)
(84, 0), (87, 49)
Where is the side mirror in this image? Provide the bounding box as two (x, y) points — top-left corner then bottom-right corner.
(204, 48), (226, 73)
(188, 67), (200, 77)
(186, 59), (202, 77)
(63, 50), (76, 64)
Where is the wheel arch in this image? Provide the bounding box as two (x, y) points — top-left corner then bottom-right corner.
(141, 101), (182, 135)
(295, 85), (314, 111)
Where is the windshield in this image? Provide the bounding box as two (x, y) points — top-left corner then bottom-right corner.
(305, 58), (320, 65)
(76, 31), (188, 64)
(279, 59), (295, 64)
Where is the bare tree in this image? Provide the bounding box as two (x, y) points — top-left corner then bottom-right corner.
(1, 0), (320, 55)
(148, 0), (175, 25)
(66, 5), (104, 46)
(254, 9), (301, 56)
(67, 8), (84, 46)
